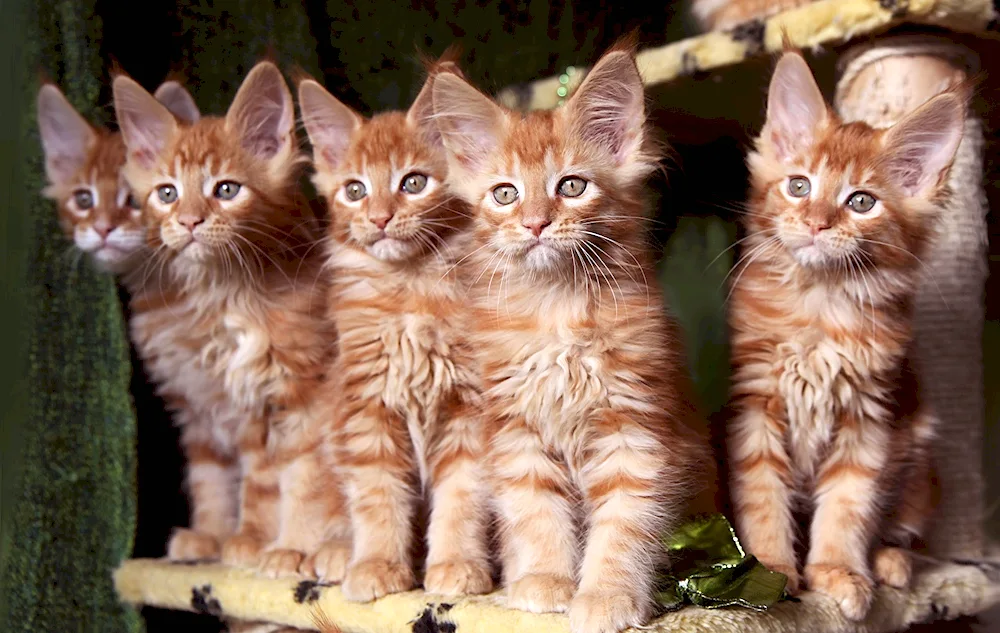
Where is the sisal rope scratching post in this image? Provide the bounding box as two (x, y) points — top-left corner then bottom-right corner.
(834, 35), (989, 561)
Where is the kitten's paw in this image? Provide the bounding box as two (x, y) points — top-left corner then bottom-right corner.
(258, 548), (305, 579)
(299, 540), (351, 583)
(507, 573), (575, 613)
(167, 529), (220, 562)
(759, 559), (801, 594)
(805, 563), (874, 621)
(342, 558), (415, 602)
(221, 534), (265, 569)
(569, 589), (648, 633)
(424, 560), (493, 596)
(873, 547), (912, 589)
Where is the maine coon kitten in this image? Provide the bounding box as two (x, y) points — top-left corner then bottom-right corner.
(690, 0), (817, 31)
(297, 63), (492, 599)
(112, 61), (347, 574)
(431, 46), (714, 633)
(37, 80), (200, 280)
(727, 51), (965, 620)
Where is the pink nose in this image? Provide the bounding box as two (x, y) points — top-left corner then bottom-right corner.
(93, 223), (111, 239)
(178, 215), (205, 231)
(809, 223), (830, 236)
(522, 219), (551, 237)
(370, 215), (392, 230)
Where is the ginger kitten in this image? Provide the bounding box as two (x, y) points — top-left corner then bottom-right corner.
(297, 63), (492, 599)
(727, 51), (965, 620)
(37, 80), (200, 280)
(112, 61), (347, 574)
(431, 46), (713, 633)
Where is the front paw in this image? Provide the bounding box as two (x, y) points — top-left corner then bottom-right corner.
(424, 560), (493, 596)
(299, 540), (351, 583)
(258, 548), (305, 579)
(569, 589), (648, 633)
(221, 534), (265, 568)
(873, 547), (912, 589)
(342, 558), (415, 602)
(167, 528), (220, 562)
(507, 573), (575, 613)
(805, 563), (874, 621)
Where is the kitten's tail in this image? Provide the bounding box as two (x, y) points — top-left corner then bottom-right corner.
(309, 606), (342, 633)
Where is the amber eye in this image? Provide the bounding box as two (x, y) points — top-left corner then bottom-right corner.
(214, 181), (241, 200)
(846, 191), (877, 213)
(157, 185), (178, 204)
(557, 176), (587, 198)
(492, 184), (518, 206)
(345, 181), (367, 201)
(73, 189), (94, 210)
(401, 173), (428, 194)
(787, 176), (811, 198)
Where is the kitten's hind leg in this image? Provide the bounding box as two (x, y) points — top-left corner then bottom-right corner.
(492, 417), (577, 614)
(423, 399), (492, 596)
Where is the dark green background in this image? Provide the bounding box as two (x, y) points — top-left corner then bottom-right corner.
(0, 2), (996, 632)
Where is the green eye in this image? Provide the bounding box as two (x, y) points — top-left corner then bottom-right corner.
(345, 181), (367, 201)
(401, 173), (428, 194)
(214, 181), (241, 200)
(492, 184), (518, 206)
(557, 176), (587, 198)
(846, 191), (877, 213)
(73, 189), (94, 210)
(157, 185), (178, 204)
(787, 176), (811, 198)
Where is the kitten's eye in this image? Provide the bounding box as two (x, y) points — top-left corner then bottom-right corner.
(345, 181), (367, 201)
(846, 191), (877, 213)
(557, 176), (587, 198)
(157, 185), (178, 204)
(126, 194), (140, 210)
(73, 189), (94, 210)
(492, 184), (518, 206)
(401, 173), (428, 194)
(214, 181), (241, 200)
(787, 176), (811, 198)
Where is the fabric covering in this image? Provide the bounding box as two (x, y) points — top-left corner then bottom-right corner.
(113, 557), (1000, 633)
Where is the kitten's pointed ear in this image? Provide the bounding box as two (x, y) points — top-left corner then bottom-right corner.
(113, 74), (178, 170)
(37, 84), (98, 185)
(407, 72), (444, 147)
(882, 92), (966, 198)
(298, 80), (363, 170)
(226, 61), (295, 161)
(566, 49), (646, 166)
(153, 80), (201, 124)
(763, 52), (829, 161)
(431, 73), (505, 172)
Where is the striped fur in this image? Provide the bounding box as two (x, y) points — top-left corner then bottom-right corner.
(727, 52), (964, 620)
(298, 63), (492, 600)
(431, 46), (714, 633)
(112, 61), (347, 574)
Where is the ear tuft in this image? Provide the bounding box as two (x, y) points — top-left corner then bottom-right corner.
(431, 73), (505, 172)
(566, 49), (646, 166)
(37, 83), (98, 185)
(112, 75), (178, 170)
(762, 51), (829, 162)
(297, 79), (363, 170)
(225, 61), (295, 161)
(153, 80), (201, 124)
(881, 91), (966, 198)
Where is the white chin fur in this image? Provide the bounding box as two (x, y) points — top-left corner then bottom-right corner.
(791, 244), (839, 268)
(369, 238), (414, 261)
(522, 243), (562, 271)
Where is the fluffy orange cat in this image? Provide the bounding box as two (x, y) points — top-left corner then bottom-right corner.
(297, 61), (492, 599)
(37, 80), (200, 280)
(690, 0), (817, 31)
(431, 45), (713, 633)
(112, 61), (347, 575)
(727, 51), (965, 620)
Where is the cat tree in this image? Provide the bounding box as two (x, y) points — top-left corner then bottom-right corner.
(112, 0), (999, 631)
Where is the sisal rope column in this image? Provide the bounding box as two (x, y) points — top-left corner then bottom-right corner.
(834, 35), (989, 560)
